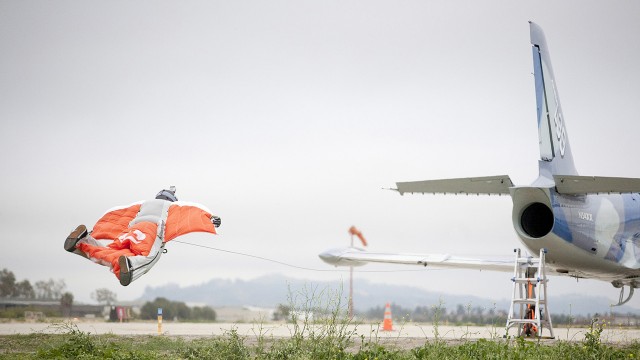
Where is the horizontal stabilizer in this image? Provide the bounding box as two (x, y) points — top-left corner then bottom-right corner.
(319, 247), (514, 272)
(554, 175), (640, 195)
(396, 175), (513, 195)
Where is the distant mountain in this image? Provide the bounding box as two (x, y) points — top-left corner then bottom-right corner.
(138, 274), (640, 316)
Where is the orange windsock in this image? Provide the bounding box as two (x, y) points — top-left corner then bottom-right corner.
(381, 302), (393, 331)
(348, 226), (368, 246)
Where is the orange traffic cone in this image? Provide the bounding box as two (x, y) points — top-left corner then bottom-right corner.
(381, 302), (393, 331)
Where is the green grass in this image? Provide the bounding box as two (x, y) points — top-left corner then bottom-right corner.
(1, 323), (639, 360)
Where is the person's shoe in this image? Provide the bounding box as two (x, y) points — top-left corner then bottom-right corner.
(118, 256), (132, 286)
(64, 225), (87, 252)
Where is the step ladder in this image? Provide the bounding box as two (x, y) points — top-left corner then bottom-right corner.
(505, 248), (555, 339)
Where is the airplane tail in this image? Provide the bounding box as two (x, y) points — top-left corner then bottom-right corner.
(530, 21), (578, 177)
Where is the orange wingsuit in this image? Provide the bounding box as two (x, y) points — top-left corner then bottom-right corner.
(76, 201), (217, 281)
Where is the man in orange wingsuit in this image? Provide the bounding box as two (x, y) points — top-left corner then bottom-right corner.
(64, 186), (221, 286)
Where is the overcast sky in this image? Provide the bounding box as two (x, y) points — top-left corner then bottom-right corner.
(1, 1), (640, 311)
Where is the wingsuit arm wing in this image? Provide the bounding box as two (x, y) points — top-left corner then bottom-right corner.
(319, 247), (515, 272)
(164, 201), (218, 242)
(90, 202), (143, 240)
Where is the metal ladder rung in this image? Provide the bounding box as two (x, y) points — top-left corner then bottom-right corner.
(508, 319), (541, 324)
(511, 278), (545, 283)
(518, 319), (551, 325)
(512, 299), (546, 304)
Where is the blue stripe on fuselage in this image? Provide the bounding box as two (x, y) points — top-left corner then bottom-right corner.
(550, 191), (573, 243)
(605, 195), (638, 262)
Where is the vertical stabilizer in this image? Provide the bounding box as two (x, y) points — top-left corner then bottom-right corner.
(530, 22), (578, 176)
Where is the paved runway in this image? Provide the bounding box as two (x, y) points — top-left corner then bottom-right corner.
(1, 321), (638, 344)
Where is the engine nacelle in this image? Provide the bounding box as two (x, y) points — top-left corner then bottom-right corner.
(511, 187), (555, 252)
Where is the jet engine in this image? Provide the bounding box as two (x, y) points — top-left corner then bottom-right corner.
(511, 187), (555, 253)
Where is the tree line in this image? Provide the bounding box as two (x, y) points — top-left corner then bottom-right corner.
(1, 269), (217, 322)
(1, 268), (120, 307)
(7, 267), (637, 326)
(139, 297), (216, 322)
(355, 303), (640, 326)
(1, 268), (69, 300)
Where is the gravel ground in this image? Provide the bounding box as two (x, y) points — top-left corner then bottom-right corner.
(1, 320), (638, 348)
